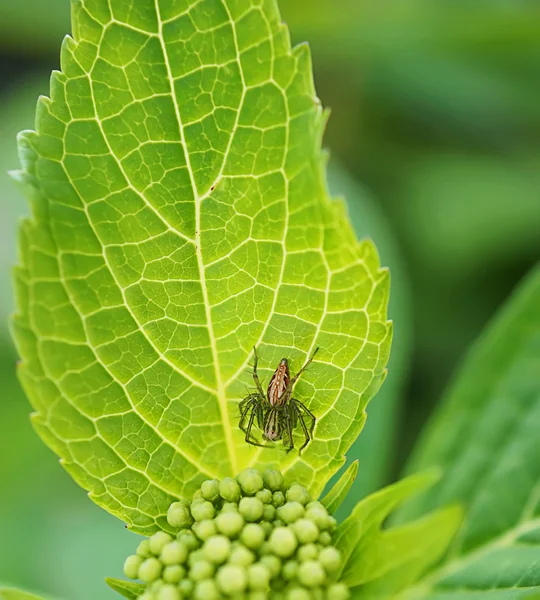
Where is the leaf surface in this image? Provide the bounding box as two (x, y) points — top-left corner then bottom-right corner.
(105, 579), (144, 599)
(321, 459), (358, 514)
(12, 0), (391, 533)
(0, 588), (48, 600)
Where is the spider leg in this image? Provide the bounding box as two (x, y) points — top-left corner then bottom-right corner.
(292, 399), (316, 454)
(292, 403), (312, 455)
(288, 347), (319, 389)
(284, 406), (295, 453)
(252, 346), (266, 398)
(243, 402), (268, 447)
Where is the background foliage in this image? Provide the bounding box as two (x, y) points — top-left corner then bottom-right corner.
(0, 0), (539, 598)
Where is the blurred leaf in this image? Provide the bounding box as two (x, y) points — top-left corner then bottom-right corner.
(321, 459), (359, 514)
(13, 0), (390, 535)
(394, 265), (540, 599)
(0, 588), (48, 600)
(104, 579), (144, 599)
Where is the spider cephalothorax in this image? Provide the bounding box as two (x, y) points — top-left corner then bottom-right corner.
(238, 347), (319, 453)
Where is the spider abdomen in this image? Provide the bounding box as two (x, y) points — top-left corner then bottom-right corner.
(267, 358), (290, 406)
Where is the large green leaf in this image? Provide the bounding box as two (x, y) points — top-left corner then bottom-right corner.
(0, 588), (48, 600)
(390, 266), (540, 600)
(12, 0), (391, 534)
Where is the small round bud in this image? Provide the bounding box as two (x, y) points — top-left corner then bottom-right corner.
(297, 560), (326, 587)
(215, 511), (244, 537)
(305, 507), (331, 530)
(263, 469), (284, 491)
(229, 544), (255, 566)
(248, 563), (271, 590)
(161, 540), (188, 565)
(193, 519), (217, 541)
(277, 501), (304, 523)
(237, 468), (264, 494)
(256, 489), (273, 504)
(194, 579), (220, 600)
(318, 531), (332, 546)
(179, 579), (194, 596)
(138, 557), (163, 583)
(260, 554), (281, 577)
(188, 549), (205, 566)
(273, 519), (285, 528)
(220, 501), (238, 513)
(326, 583), (351, 599)
(239, 497), (264, 522)
(201, 479), (220, 502)
(272, 491), (285, 507)
(262, 504), (276, 521)
(216, 564), (248, 594)
(306, 500), (325, 510)
(286, 588), (311, 600)
(136, 540), (151, 558)
(139, 594), (153, 600)
(260, 521), (273, 536)
(283, 559), (298, 580)
(162, 564), (185, 583)
(297, 543), (318, 562)
(327, 516), (337, 531)
(241, 523), (266, 549)
(269, 527), (298, 557)
(219, 477), (241, 502)
(191, 500), (215, 522)
(250, 592), (269, 600)
(123, 555), (142, 579)
(167, 503), (193, 529)
(286, 484), (311, 505)
(292, 518), (319, 544)
(149, 531), (173, 555)
(156, 584), (180, 600)
(178, 530), (199, 551)
(319, 547), (342, 573)
(189, 559), (214, 580)
(203, 535), (231, 564)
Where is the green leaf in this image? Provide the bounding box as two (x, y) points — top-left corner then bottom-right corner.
(335, 471), (441, 581)
(393, 265), (540, 600)
(105, 579), (144, 600)
(0, 588), (48, 600)
(12, 0), (391, 534)
(321, 459), (358, 514)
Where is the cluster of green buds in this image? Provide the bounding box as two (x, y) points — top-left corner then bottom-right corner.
(122, 468), (350, 599)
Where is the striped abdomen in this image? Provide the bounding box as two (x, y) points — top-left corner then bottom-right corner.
(267, 358), (290, 406)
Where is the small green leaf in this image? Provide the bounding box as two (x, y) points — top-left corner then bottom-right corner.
(105, 578), (144, 600)
(12, 0), (391, 534)
(321, 459), (359, 514)
(335, 470), (441, 578)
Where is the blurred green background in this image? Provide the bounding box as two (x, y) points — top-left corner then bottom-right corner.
(1, 1), (539, 598)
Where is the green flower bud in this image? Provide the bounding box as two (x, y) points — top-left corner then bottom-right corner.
(167, 503), (193, 529)
(272, 491), (286, 507)
(178, 579), (194, 596)
(249, 592), (269, 600)
(201, 479), (220, 502)
(297, 560), (326, 587)
(286, 484), (311, 505)
(178, 530), (200, 551)
(297, 543), (318, 562)
(286, 588), (311, 600)
(194, 579), (220, 600)
(161, 540), (188, 565)
(263, 469), (284, 491)
(239, 497), (264, 522)
(138, 557), (163, 583)
(282, 559), (299, 581)
(326, 583), (351, 599)
(319, 547), (342, 573)
(327, 516), (337, 531)
(273, 519), (285, 528)
(156, 584), (180, 600)
(216, 564), (248, 594)
(305, 507), (331, 530)
(215, 511), (244, 537)
(306, 500), (324, 511)
(220, 501), (239, 513)
(162, 564), (185, 583)
(318, 531), (332, 546)
(123, 555), (142, 579)
(277, 501), (304, 523)
(256, 489), (273, 504)
(260, 554), (281, 577)
(149, 531), (173, 555)
(262, 504), (276, 521)
(229, 544), (255, 566)
(203, 534), (231, 564)
(237, 468), (265, 495)
(260, 521), (273, 536)
(136, 540), (152, 558)
(188, 549), (205, 566)
(193, 519), (217, 541)
(219, 477), (242, 502)
(191, 500), (215, 522)
(241, 523), (266, 549)
(189, 559), (214, 581)
(269, 527), (298, 557)
(139, 594), (153, 600)
(292, 518), (319, 543)
(248, 563), (271, 590)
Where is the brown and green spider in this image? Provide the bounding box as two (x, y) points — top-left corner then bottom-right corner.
(239, 347), (319, 454)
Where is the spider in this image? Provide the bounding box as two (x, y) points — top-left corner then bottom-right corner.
(239, 346), (319, 454)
